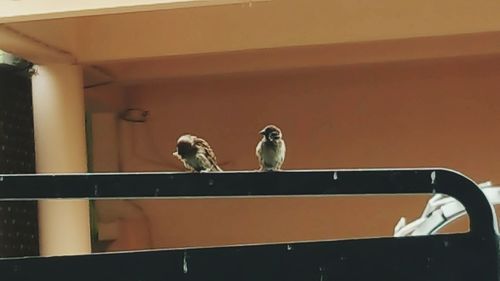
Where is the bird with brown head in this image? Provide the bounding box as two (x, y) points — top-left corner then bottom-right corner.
(256, 125), (286, 171)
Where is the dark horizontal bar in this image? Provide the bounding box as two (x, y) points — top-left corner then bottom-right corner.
(0, 234), (497, 281)
(0, 168), (496, 235)
(0, 168), (478, 197)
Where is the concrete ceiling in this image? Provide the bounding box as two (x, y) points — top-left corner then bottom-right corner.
(3, 0), (500, 86)
(94, 31), (500, 85)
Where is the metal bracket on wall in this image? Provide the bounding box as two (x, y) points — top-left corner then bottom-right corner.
(0, 168), (497, 281)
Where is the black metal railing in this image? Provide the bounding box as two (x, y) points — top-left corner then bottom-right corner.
(0, 168), (497, 280)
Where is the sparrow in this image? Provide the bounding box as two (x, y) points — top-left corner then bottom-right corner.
(256, 125), (286, 171)
(173, 134), (222, 172)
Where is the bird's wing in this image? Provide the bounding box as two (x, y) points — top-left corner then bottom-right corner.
(194, 138), (217, 161)
(280, 140), (286, 161)
(255, 140), (266, 170)
(194, 138), (221, 171)
(256, 139), (264, 158)
(276, 140), (286, 169)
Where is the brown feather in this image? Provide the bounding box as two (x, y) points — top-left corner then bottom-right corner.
(174, 134), (222, 172)
(193, 138), (222, 171)
(256, 125), (286, 171)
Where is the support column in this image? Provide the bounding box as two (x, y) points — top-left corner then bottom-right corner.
(31, 64), (91, 256)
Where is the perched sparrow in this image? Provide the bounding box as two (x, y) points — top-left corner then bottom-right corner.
(173, 134), (222, 172)
(256, 125), (286, 171)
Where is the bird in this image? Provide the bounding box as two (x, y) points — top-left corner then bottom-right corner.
(256, 125), (286, 171)
(173, 134), (222, 172)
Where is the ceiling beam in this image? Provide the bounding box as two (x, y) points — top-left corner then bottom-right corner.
(0, 25), (75, 64)
(97, 31), (500, 84)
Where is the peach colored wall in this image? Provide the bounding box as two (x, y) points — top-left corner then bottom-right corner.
(122, 56), (500, 180)
(130, 196), (429, 249)
(90, 113), (121, 172)
(96, 56), (500, 250)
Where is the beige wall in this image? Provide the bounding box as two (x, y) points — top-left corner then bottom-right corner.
(123, 56), (500, 180)
(89, 55), (500, 250)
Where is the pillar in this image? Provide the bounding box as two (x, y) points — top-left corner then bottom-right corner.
(31, 64), (91, 256)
